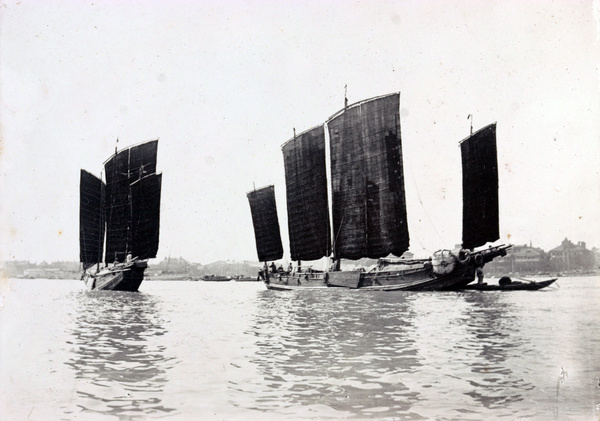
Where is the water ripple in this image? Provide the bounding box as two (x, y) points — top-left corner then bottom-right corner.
(64, 290), (178, 419)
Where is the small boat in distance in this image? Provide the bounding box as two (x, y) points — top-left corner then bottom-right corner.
(247, 93), (510, 291)
(202, 275), (232, 282)
(232, 275), (259, 282)
(79, 140), (162, 291)
(461, 277), (557, 291)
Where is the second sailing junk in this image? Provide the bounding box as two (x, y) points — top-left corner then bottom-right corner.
(79, 140), (162, 291)
(247, 92), (510, 291)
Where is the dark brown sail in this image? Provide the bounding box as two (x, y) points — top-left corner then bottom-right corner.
(282, 125), (331, 261)
(327, 93), (409, 260)
(460, 123), (499, 250)
(130, 173), (162, 260)
(247, 185), (284, 262)
(79, 170), (105, 269)
(104, 140), (158, 263)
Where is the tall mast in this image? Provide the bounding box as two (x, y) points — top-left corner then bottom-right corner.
(127, 143), (132, 256)
(292, 127), (302, 273)
(97, 171), (104, 271)
(344, 84), (348, 109)
(323, 91), (342, 271)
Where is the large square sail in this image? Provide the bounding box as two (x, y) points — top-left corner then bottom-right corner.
(247, 185), (284, 262)
(104, 140), (159, 263)
(79, 170), (105, 268)
(461, 123), (499, 250)
(130, 173), (162, 260)
(327, 93), (409, 260)
(282, 125), (331, 261)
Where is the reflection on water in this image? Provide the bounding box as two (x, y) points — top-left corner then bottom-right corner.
(238, 290), (424, 419)
(458, 293), (535, 414)
(233, 290), (548, 420)
(4, 278), (597, 420)
(65, 290), (178, 419)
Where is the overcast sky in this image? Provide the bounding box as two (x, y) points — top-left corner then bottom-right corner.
(1, 0), (599, 265)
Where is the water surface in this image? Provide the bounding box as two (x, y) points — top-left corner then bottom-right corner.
(1, 277), (598, 420)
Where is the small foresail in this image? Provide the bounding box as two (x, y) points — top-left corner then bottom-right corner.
(80, 170), (105, 269)
(247, 185), (284, 262)
(130, 173), (162, 260)
(327, 92), (409, 260)
(461, 123), (499, 250)
(104, 139), (158, 263)
(282, 125), (331, 261)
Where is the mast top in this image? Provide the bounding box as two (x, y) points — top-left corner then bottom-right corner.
(344, 84), (348, 109)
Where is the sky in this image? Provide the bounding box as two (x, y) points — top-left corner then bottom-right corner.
(1, 0), (599, 265)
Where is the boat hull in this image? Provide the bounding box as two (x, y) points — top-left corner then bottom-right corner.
(83, 260), (148, 292)
(262, 245), (510, 292)
(264, 271), (329, 290)
(461, 278), (557, 291)
(202, 275), (233, 282)
(266, 283), (329, 291)
(264, 266), (474, 292)
(355, 266), (475, 291)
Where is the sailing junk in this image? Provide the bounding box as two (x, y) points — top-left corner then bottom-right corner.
(79, 140), (162, 291)
(247, 92), (510, 291)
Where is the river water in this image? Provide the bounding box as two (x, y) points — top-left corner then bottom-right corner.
(0, 276), (599, 420)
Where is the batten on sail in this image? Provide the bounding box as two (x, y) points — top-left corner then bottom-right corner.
(282, 125), (331, 261)
(79, 170), (105, 269)
(104, 140), (159, 263)
(247, 185), (284, 262)
(327, 92), (409, 260)
(130, 173), (162, 259)
(461, 123), (499, 250)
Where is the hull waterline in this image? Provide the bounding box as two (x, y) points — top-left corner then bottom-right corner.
(83, 260), (148, 292)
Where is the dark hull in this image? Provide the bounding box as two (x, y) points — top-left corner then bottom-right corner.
(263, 245), (510, 292)
(264, 267), (474, 291)
(357, 266), (474, 291)
(461, 278), (557, 291)
(265, 272), (330, 290)
(83, 261), (148, 292)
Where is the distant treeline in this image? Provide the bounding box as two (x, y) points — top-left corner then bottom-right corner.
(1, 258), (263, 279)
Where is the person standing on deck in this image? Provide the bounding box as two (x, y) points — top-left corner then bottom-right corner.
(476, 266), (484, 284)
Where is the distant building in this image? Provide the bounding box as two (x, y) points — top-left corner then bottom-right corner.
(548, 238), (595, 273)
(484, 244), (550, 275)
(1, 260), (30, 277)
(592, 247), (600, 268)
(23, 268), (60, 278)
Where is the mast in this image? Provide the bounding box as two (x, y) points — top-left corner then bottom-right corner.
(344, 84), (348, 109)
(127, 141), (132, 256)
(468, 114), (473, 136)
(292, 127), (301, 273)
(293, 127), (299, 273)
(324, 117), (336, 271)
(97, 172), (104, 271)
